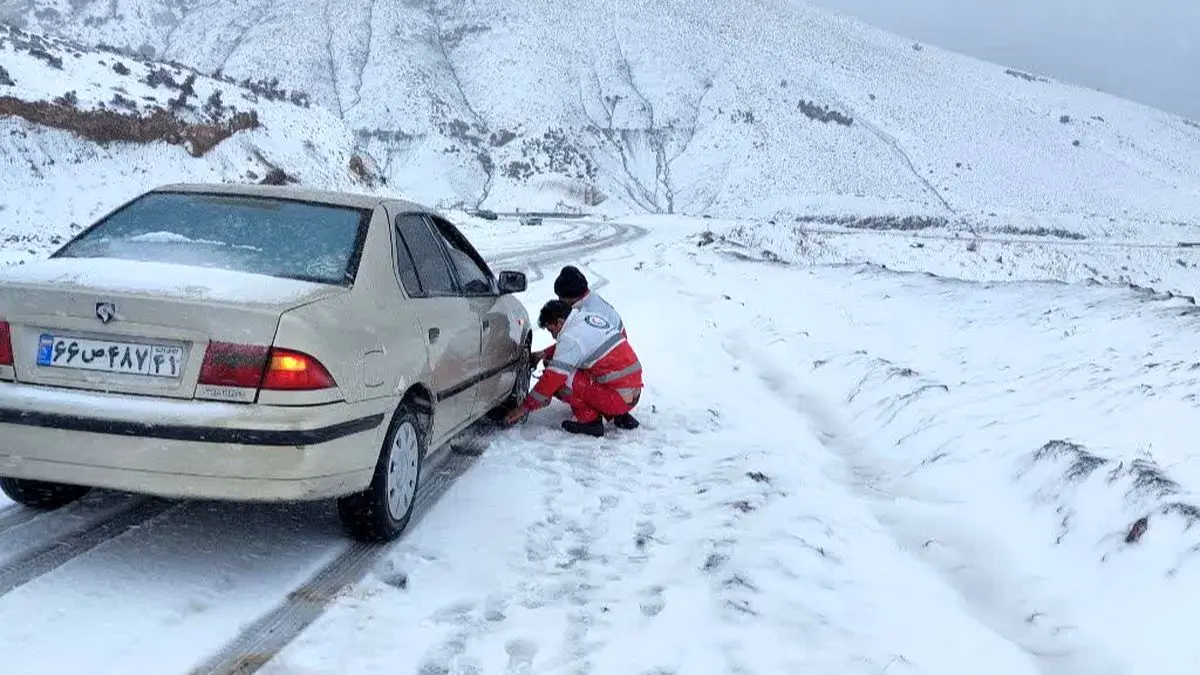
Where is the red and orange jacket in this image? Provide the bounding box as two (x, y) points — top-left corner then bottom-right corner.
(524, 308), (642, 412)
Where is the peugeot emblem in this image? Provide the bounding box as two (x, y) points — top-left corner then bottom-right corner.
(95, 302), (117, 324)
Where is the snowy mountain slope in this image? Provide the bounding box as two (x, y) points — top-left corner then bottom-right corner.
(6, 0), (1200, 221)
(0, 22), (382, 262)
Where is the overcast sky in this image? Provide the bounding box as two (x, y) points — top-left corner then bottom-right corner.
(805, 0), (1200, 120)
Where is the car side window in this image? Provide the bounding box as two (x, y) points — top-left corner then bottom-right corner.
(394, 214), (458, 296)
(428, 216), (493, 295)
(392, 222), (423, 297)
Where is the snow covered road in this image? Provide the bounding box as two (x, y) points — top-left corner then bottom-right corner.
(0, 215), (1196, 674)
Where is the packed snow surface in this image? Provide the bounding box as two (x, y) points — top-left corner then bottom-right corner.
(243, 218), (1199, 674)
(1, 213), (1194, 673)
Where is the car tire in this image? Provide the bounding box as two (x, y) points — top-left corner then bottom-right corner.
(0, 477), (91, 510)
(488, 336), (533, 423)
(337, 403), (423, 543)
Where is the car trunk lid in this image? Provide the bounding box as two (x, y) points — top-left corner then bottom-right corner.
(0, 258), (348, 399)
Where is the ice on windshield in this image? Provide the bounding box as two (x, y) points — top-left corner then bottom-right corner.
(53, 192), (370, 286)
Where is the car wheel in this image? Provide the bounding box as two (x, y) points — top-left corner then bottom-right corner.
(507, 336), (534, 406)
(337, 403), (423, 543)
(0, 477), (91, 510)
(488, 336), (533, 423)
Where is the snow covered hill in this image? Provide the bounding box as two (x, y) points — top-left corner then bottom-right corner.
(4, 0), (1200, 225)
(0, 22), (381, 263)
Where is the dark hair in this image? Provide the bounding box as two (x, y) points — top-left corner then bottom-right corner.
(538, 299), (574, 328)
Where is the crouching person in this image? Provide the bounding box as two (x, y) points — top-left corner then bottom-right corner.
(503, 299), (642, 437)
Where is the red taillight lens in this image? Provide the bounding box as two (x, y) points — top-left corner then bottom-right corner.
(0, 320), (13, 367)
(260, 348), (337, 391)
(197, 342), (336, 392)
(198, 341), (270, 388)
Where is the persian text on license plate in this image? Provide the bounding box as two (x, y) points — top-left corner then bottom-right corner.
(36, 334), (184, 378)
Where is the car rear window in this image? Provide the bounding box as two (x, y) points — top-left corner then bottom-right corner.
(52, 192), (371, 286)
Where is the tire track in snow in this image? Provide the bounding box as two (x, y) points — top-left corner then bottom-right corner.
(0, 503), (44, 533)
(490, 221), (649, 285)
(722, 326), (1132, 675)
(0, 490), (189, 595)
(189, 447), (480, 675)
(0, 496), (178, 596)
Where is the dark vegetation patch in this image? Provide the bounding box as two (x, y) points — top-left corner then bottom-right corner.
(1033, 440), (1108, 483)
(1005, 68), (1048, 83)
(0, 95), (259, 156)
(2, 22), (312, 111)
(986, 225), (1087, 240)
(795, 214), (951, 231)
(797, 99), (852, 126)
(1033, 440), (1200, 546)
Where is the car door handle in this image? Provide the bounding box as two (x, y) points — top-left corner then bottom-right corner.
(482, 318), (490, 329)
(428, 327), (440, 343)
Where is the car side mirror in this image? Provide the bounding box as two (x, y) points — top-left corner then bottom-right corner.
(497, 270), (527, 294)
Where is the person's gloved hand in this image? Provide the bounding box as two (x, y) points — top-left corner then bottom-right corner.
(530, 349), (547, 368)
(503, 406), (528, 426)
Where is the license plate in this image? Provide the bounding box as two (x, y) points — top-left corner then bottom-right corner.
(36, 334), (184, 378)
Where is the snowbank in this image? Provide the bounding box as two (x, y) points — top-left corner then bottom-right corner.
(692, 234), (1200, 674)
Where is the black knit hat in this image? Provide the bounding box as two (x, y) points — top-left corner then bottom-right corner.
(554, 265), (588, 299)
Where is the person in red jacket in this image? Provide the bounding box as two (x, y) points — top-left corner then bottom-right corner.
(504, 299), (642, 436)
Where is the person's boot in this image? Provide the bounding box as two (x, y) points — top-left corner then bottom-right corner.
(613, 413), (640, 430)
(562, 419), (604, 437)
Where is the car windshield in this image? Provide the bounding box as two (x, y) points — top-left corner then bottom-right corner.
(52, 192), (371, 286)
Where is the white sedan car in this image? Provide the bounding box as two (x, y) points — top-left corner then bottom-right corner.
(0, 183), (534, 542)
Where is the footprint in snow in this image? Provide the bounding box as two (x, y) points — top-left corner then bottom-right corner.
(416, 632), (476, 675)
(640, 584), (666, 617)
(505, 638), (538, 674)
(633, 518), (659, 558)
(484, 595), (508, 623)
(430, 600), (476, 626)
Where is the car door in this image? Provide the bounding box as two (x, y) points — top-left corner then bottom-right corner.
(392, 213), (483, 444)
(427, 214), (519, 416)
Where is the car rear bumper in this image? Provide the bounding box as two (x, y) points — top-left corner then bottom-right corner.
(0, 382), (393, 501)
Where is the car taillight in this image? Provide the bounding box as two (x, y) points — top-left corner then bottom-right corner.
(260, 348), (337, 390)
(197, 342), (337, 391)
(0, 320), (13, 367)
(198, 342), (270, 388)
